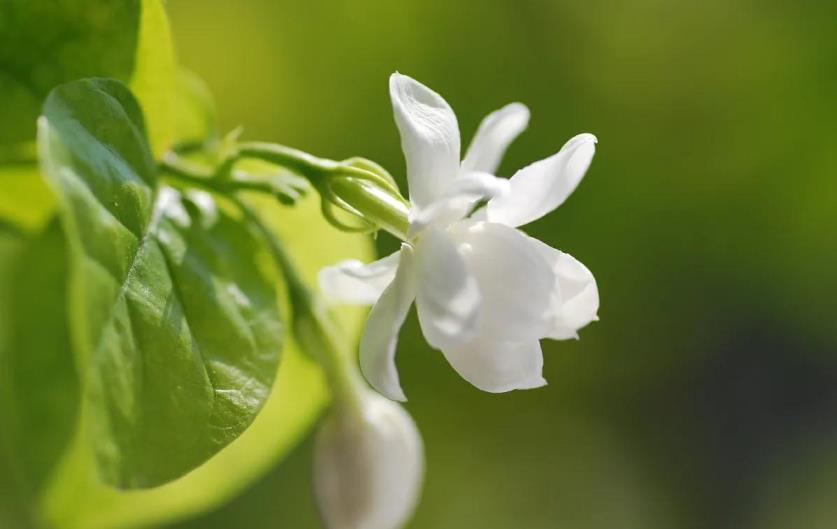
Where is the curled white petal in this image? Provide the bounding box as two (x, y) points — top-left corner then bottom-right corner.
(486, 133), (597, 227)
(390, 73), (460, 209)
(527, 237), (599, 339)
(359, 245), (416, 402)
(414, 228), (480, 351)
(441, 337), (546, 393)
(461, 102), (530, 174)
(450, 221), (554, 342)
(314, 390), (424, 529)
(319, 252), (401, 305)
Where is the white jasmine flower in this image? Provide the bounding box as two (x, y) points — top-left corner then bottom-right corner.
(314, 389), (424, 529)
(319, 73), (599, 401)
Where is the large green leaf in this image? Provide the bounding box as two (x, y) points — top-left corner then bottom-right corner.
(39, 192), (373, 529)
(171, 69), (218, 147)
(0, 0), (175, 154)
(0, 226), (31, 529)
(0, 220), (78, 529)
(0, 1), (136, 146)
(2, 221), (77, 492)
(0, 164), (56, 232)
(34, 76), (373, 526)
(0, 223), (24, 352)
(129, 0), (177, 156)
(37, 78), (284, 488)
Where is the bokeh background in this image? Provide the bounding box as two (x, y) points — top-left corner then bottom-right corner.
(163, 1), (837, 528)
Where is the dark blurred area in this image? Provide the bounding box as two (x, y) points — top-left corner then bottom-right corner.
(165, 0), (837, 527)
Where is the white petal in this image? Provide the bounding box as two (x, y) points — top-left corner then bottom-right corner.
(527, 237), (599, 339)
(441, 338), (546, 393)
(450, 221), (554, 342)
(461, 102), (530, 174)
(314, 390), (424, 529)
(414, 228), (480, 351)
(446, 170), (511, 199)
(359, 245), (416, 401)
(319, 252), (401, 305)
(407, 171), (510, 238)
(486, 133), (597, 227)
(390, 73), (460, 208)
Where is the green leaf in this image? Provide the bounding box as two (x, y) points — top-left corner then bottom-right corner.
(129, 0), (177, 156)
(172, 69), (218, 147)
(0, 223), (25, 349)
(38, 78), (284, 488)
(41, 192), (373, 529)
(1, 221), (77, 495)
(0, 446), (32, 529)
(0, 225), (37, 529)
(0, 164), (56, 232)
(0, 0), (176, 154)
(0, 1), (136, 146)
(0, 220), (79, 529)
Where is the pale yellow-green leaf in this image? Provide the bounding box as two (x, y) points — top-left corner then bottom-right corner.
(129, 0), (178, 157)
(172, 69), (217, 145)
(0, 164), (55, 232)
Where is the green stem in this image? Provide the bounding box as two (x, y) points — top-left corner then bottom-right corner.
(159, 153), (307, 205)
(231, 143), (410, 239)
(160, 145), (411, 241)
(233, 198), (365, 410)
(236, 142), (337, 178)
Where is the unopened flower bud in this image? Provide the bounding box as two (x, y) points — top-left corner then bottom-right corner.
(314, 389), (424, 529)
(324, 159), (411, 240)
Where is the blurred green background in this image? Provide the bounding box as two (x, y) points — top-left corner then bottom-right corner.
(162, 0), (836, 528)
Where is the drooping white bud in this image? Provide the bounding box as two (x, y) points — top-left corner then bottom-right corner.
(313, 389), (424, 529)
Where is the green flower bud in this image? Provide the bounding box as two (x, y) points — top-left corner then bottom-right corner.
(323, 159), (410, 240)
